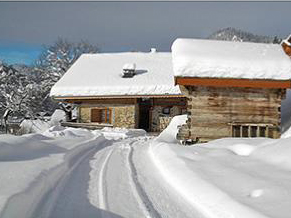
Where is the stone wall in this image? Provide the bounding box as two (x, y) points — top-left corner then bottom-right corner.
(78, 105), (136, 129)
(114, 105), (136, 128)
(79, 107), (91, 123)
(151, 106), (182, 132)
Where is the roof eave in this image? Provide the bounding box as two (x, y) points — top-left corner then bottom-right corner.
(52, 94), (184, 101)
(174, 77), (291, 89)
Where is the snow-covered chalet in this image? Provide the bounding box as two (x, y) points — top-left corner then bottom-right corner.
(50, 51), (186, 132)
(172, 36), (291, 143)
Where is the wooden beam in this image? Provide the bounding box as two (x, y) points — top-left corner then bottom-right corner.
(175, 77), (291, 89)
(53, 94), (183, 101)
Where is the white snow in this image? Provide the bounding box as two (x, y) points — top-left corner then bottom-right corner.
(1, 120), (291, 218)
(50, 52), (181, 97)
(19, 109), (66, 134)
(43, 126), (93, 138)
(98, 127), (146, 140)
(249, 189), (264, 198)
(49, 109), (66, 126)
(149, 136), (291, 218)
(172, 38), (291, 80)
(123, 63), (136, 71)
(227, 143), (257, 156)
(19, 119), (51, 134)
(156, 114), (187, 143)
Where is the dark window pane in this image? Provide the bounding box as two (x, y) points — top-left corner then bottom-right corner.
(233, 125), (241, 137)
(242, 126), (249, 137)
(260, 127), (266, 137)
(251, 126), (257, 137)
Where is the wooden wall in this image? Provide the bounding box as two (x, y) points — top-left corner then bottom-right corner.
(177, 85), (286, 142)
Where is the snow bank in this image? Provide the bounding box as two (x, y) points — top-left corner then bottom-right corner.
(98, 127), (146, 140)
(156, 114), (187, 143)
(251, 137), (291, 169)
(227, 143), (257, 156)
(0, 131), (107, 218)
(43, 126), (94, 138)
(149, 141), (268, 218)
(0, 134), (65, 161)
(49, 109), (66, 126)
(172, 38), (291, 80)
(19, 110), (66, 135)
(19, 119), (51, 134)
(149, 136), (291, 218)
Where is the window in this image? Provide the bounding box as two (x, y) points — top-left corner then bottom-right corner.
(242, 126), (249, 137)
(162, 107), (171, 115)
(231, 124), (273, 138)
(233, 126), (240, 137)
(260, 127), (266, 137)
(251, 126), (257, 137)
(91, 108), (112, 123)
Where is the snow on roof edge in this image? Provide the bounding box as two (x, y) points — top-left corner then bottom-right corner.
(172, 38), (291, 80)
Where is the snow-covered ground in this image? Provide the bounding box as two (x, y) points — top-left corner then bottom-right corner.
(1, 120), (291, 218)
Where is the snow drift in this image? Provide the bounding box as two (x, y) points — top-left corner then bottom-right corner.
(150, 116), (291, 218)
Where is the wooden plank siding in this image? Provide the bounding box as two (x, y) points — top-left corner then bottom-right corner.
(177, 86), (284, 142)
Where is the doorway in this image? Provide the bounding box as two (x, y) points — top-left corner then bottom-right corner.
(138, 98), (151, 131)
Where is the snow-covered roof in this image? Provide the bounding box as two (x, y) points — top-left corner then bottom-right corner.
(50, 52), (181, 98)
(281, 34), (291, 46)
(172, 38), (291, 80)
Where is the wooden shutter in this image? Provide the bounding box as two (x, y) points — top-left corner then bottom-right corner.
(91, 109), (102, 122)
(104, 108), (112, 124)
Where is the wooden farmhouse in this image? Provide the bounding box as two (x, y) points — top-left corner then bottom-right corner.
(50, 51), (186, 132)
(172, 37), (291, 143)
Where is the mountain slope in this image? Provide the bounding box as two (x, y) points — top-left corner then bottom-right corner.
(208, 27), (280, 43)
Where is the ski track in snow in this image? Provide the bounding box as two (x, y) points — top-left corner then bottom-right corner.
(3, 135), (203, 218)
(95, 138), (161, 218)
(126, 139), (162, 218)
(98, 147), (113, 212)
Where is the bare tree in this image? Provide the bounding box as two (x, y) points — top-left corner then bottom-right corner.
(33, 38), (98, 114)
(0, 64), (34, 133)
(0, 39), (98, 133)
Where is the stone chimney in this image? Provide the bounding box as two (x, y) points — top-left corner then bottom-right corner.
(281, 34), (291, 57)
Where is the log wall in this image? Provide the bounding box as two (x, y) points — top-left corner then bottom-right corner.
(177, 85), (286, 142)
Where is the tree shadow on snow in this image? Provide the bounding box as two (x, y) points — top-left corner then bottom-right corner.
(0, 142), (67, 162)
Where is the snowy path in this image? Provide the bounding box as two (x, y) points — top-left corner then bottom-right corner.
(41, 143), (123, 218)
(3, 130), (290, 218)
(29, 136), (204, 218)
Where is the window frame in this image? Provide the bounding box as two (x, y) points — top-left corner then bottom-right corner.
(231, 123), (274, 138)
(91, 108), (112, 124)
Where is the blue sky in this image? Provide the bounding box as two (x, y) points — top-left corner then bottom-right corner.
(0, 43), (42, 65)
(0, 2), (290, 65)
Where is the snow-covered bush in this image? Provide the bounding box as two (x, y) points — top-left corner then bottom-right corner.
(19, 109), (66, 135)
